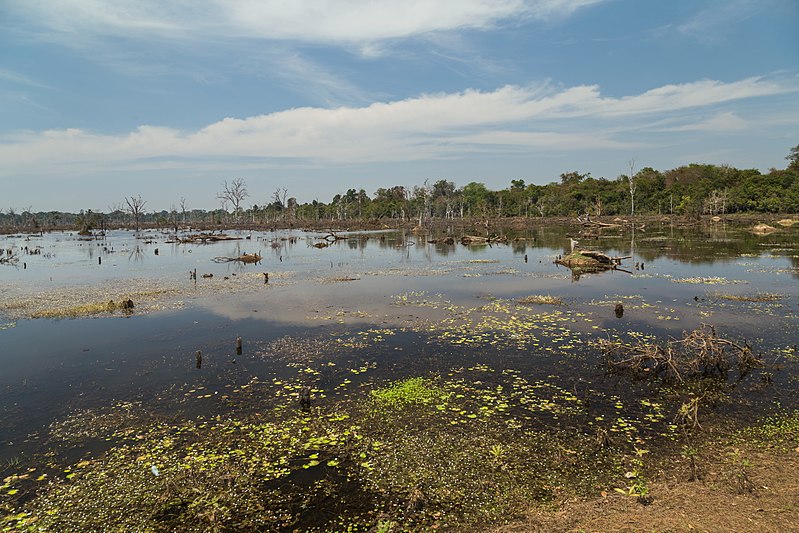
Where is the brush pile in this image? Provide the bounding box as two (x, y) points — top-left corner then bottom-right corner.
(597, 324), (760, 383)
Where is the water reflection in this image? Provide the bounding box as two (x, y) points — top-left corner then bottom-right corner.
(1, 221), (799, 467)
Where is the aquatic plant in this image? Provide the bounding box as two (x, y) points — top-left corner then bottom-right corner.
(370, 377), (443, 408)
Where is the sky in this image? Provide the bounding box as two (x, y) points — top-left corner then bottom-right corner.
(1, 0), (798, 212)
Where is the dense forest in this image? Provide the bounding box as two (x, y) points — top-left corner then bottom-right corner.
(3, 146), (799, 231)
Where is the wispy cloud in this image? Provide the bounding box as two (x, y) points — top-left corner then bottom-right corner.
(678, 0), (770, 42)
(0, 76), (792, 178)
(648, 112), (747, 133)
(240, 50), (374, 106)
(0, 68), (53, 90)
(7, 0), (605, 45)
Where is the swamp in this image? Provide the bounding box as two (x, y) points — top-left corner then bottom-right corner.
(1, 218), (799, 531)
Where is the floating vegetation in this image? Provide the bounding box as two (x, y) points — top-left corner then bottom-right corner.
(371, 377), (442, 408)
(1, 313), (795, 531)
(711, 292), (783, 303)
(517, 294), (564, 306)
(671, 276), (748, 285)
(0, 367), (632, 532)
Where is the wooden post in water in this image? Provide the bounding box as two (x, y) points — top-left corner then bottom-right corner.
(299, 386), (311, 410)
(236, 337), (242, 355)
(195, 350), (202, 369)
(98, 257), (102, 265)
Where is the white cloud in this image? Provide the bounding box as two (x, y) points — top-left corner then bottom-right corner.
(560, 78), (788, 118)
(0, 76), (792, 177)
(7, 0), (603, 44)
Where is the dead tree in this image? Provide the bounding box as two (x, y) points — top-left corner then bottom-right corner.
(627, 158), (637, 217)
(125, 195), (147, 232)
(218, 178), (248, 223)
(179, 197), (188, 224)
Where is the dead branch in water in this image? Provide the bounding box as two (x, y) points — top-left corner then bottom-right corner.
(597, 324), (759, 383)
(212, 253), (262, 264)
(0, 251), (19, 265)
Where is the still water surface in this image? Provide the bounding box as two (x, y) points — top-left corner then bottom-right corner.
(1, 222), (798, 464)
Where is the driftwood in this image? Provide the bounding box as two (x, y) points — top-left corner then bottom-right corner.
(212, 253), (262, 264)
(181, 233), (243, 244)
(555, 250), (630, 268)
(581, 221), (621, 228)
(320, 230), (347, 242)
(460, 235), (509, 245)
(0, 252), (19, 265)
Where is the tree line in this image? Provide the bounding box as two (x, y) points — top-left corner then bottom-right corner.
(3, 146), (798, 231)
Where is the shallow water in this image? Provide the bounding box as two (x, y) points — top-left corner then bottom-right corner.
(1, 222), (798, 465)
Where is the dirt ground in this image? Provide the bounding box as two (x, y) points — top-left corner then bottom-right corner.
(492, 446), (799, 533)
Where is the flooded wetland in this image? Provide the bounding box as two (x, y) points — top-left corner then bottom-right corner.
(2, 219), (799, 531)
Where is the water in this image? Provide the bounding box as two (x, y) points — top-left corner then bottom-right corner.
(1, 221), (798, 466)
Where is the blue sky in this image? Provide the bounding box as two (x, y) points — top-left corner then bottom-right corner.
(1, 0), (797, 212)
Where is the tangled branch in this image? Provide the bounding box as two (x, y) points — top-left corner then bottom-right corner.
(597, 324), (759, 383)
